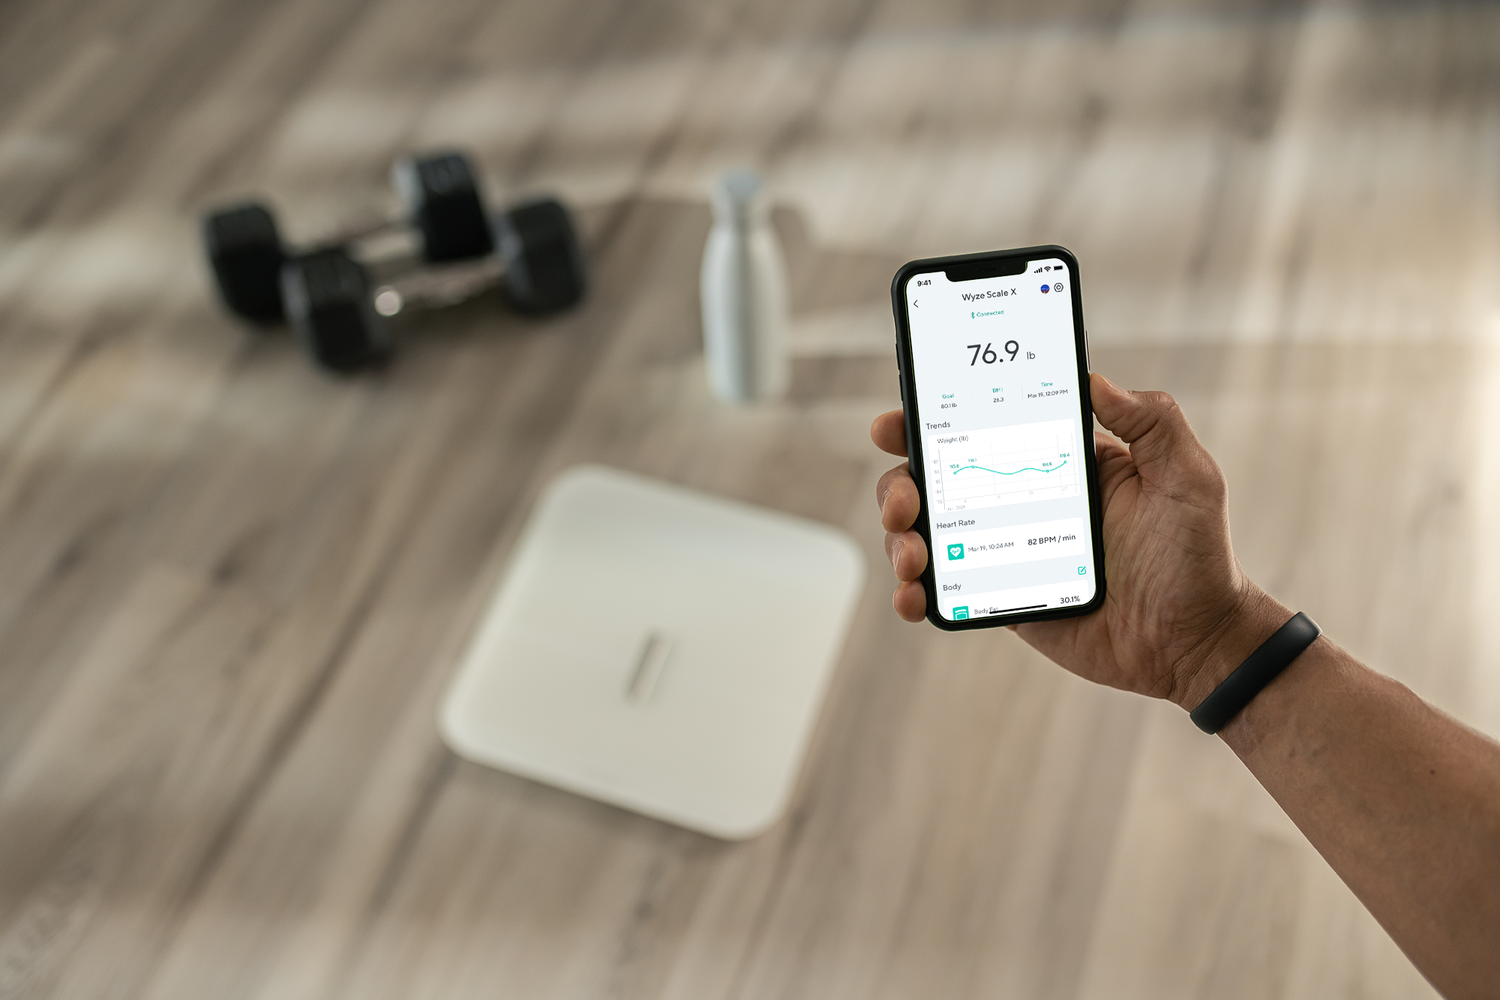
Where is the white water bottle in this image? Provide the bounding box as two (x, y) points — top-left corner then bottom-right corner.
(700, 169), (789, 403)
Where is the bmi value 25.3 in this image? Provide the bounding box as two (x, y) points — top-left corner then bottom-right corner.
(967, 340), (1021, 365)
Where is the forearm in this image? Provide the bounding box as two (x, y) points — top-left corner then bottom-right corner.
(888, 378), (1500, 994)
(1190, 599), (1500, 1000)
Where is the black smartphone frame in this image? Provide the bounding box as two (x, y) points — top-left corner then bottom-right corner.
(890, 244), (1106, 631)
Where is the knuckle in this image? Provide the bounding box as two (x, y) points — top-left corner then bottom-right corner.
(1136, 391), (1191, 442)
(1138, 389), (1178, 410)
(1139, 391), (1184, 425)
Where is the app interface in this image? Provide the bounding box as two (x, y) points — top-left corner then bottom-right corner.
(905, 258), (1096, 622)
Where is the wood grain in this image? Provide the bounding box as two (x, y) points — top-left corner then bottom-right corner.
(1, 0), (1495, 997)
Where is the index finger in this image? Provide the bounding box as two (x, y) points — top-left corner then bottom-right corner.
(870, 409), (907, 457)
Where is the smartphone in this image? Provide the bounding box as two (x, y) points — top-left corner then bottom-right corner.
(891, 245), (1105, 629)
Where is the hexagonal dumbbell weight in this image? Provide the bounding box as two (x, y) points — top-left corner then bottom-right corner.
(202, 202), (286, 324)
(279, 248), (392, 373)
(496, 197), (588, 315)
(200, 151), (587, 372)
(392, 151), (495, 263)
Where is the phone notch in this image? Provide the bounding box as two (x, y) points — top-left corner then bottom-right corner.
(944, 256), (1029, 283)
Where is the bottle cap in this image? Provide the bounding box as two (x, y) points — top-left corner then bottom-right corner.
(712, 169), (767, 225)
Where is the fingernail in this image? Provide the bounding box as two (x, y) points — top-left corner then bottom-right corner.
(879, 487), (891, 511)
(890, 538), (904, 572)
(1096, 373), (1120, 393)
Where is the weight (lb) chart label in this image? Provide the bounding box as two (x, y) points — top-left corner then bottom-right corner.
(925, 419), (1080, 513)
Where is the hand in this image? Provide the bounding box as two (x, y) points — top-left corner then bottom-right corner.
(871, 373), (1287, 709)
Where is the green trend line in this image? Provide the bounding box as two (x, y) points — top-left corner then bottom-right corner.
(950, 458), (1068, 477)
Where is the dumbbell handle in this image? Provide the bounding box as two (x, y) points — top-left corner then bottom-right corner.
(293, 215), (417, 265)
(370, 254), (507, 317)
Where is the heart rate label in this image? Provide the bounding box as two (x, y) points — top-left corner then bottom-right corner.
(935, 517), (1086, 571)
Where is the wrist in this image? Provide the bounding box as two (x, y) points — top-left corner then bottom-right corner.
(1168, 587), (1292, 712)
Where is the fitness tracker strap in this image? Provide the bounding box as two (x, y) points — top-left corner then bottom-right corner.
(1189, 612), (1322, 735)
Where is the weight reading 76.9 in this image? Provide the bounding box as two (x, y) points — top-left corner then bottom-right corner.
(967, 340), (1020, 365)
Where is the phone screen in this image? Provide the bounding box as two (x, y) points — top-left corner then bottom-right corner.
(900, 253), (1099, 624)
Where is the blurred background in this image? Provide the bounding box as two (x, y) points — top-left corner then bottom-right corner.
(0, 0), (1496, 997)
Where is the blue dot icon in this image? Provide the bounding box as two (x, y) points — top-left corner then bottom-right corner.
(1040, 284), (1050, 293)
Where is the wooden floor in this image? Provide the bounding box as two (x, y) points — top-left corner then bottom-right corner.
(1, 0), (1497, 997)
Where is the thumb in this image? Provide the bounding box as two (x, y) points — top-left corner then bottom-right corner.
(1089, 372), (1201, 476)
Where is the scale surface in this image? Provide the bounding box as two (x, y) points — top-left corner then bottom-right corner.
(440, 465), (867, 839)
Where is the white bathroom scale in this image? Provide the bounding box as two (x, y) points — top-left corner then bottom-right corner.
(439, 465), (867, 839)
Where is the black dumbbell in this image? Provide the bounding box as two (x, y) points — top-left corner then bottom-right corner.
(201, 151), (587, 373)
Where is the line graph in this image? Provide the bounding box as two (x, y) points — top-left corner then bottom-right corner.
(927, 419), (1080, 513)
(949, 459), (1069, 478)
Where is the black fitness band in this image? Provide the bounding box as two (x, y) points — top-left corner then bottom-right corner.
(1189, 612), (1322, 734)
